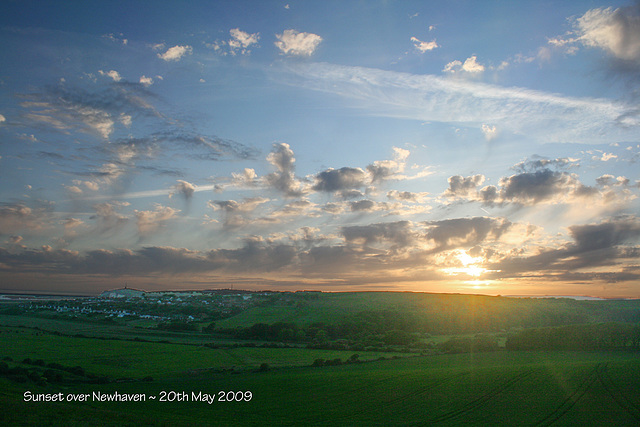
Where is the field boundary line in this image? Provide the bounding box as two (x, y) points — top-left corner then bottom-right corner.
(596, 363), (640, 422)
(532, 363), (601, 427)
(305, 371), (470, 425)
(425, 368), (535, 424)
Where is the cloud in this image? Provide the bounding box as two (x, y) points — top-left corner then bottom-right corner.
(21, 87), (117, 139)
(575, 6), (640, 62)
(134, 204), (179, 236)
(229, 28), (260, 55)
(98, 70), (122, 82)
(169, 180), (196, 200)
(0, 114), (5, 124)
(158, 45), (193, 61)
(350, 199), (377, 212)
(386, 190), (430, 203)
(208, 29), (261, 56)
(17, 81), (166, 140)
(0, 203), (53, 234)
(209, 197), (269, 229)
(491, 215), (640, 281)
(596, 174), (630, 187)
(139, 75), (153, 87)
(278, 62), (636, 143)
(265, 143), (305, 197)
(481, 124), (498, 141)
(411, 36), (438, 53)
(342, 220), (415, 250)
(513, 157), (579, 173)
(90, 201), (129, 234)
(494, 169), (596, 206)
(366, 146), (410, 183)
(569, 215), (640, 253)
(444, 174), (485, 198)
(312, 167), (367, 193)
(231, 168), (259, 188)
(275, 29), (322, 56)
(425, 217), (512, 251)
(443, 56), (485, 73)
(264, 200), (319, 223)
(442, 169), (600, 208)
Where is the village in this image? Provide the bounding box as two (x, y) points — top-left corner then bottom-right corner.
(8, 287), (298, 326)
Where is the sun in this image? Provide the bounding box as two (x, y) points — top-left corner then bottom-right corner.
(442, 249), (488, 278)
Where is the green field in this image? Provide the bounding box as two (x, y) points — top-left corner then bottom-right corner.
(3, 347), (640, 426)
(2, 292), (640, 425)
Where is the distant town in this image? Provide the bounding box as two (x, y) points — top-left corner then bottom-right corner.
(0, 287), (321, 327)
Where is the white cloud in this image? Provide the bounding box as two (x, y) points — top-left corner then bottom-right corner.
(443, 60), (462, 73)
(592, 152), (618, 161)
(139, 75), (153, 86)
(206, 29), (260, 56)
(98, 70), (122, 82)
(481, 124), (498, 141)
(411, 36), (438, 53)
(278, 62), (639, 144)
(0, 114), (5, 124)
(444, 56), (485, 73)
(229, 28), (260, 54)
(275, 29), (322, 56)
(158, 45), (193, 61)
(576, 6), (640, 61)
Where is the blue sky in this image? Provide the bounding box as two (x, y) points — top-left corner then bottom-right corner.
(1, 0), (639, 296)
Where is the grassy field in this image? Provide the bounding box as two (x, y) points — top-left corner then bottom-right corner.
(0, 326), (409, 380)
(3, 348), (640, 426)
(2, 292), (640, 425)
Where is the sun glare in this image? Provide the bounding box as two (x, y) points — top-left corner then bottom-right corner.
(442, 250), (488, 278)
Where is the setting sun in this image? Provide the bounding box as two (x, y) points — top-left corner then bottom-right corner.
(442, 250), (489, 278)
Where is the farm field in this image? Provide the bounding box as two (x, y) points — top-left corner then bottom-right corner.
(2, 327), (640, 425)
(2, 292), (640, 425)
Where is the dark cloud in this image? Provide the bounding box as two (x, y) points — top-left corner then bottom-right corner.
(490, 215), (640, 280)
(169, 180), (196, 200)
(19, 81), (257, 166)
(425, 217), (511, 250)
(19, 82), (158, 139)
(342, 221), (414, 249)
(350, 199), (376, 212)
(569, 215), (640, 253)
(498, 169), (596, 205)
(365, 147), (410, 183)
(444, 174), (485, 198)
(312, 167), (367, 193)
(513, 157), (578, 173)
(387, 190), (429, 203)
(151, 129), (257, 161)
(0, 238), (298, 277)
(264, 143), (305, 197)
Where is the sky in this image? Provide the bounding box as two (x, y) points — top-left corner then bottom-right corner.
(0, 0), (639, 297)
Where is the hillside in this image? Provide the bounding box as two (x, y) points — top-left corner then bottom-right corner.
(217, 292), (640, 334)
